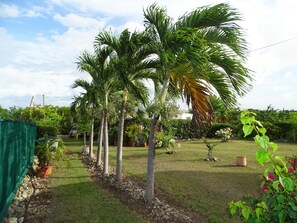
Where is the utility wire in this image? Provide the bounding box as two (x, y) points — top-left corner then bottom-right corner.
(250, 36), (297, 52)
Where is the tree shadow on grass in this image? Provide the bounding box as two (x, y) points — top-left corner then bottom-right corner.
(47, 179), (148, 223)
(212, 164), (238, 168)
(132, 169), (262, 223)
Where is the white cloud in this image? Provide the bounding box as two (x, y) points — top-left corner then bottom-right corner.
(1, 0), (297, 110)
(0, 65), (76, 97)
(0, 3), (47, 18)
(0, 4), (20, 17)
(53, 13), (105, 29)
(0, 23), (97, 108)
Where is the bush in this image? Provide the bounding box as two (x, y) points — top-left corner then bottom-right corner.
(206, 123), (235, 138)
(36, 125), (58, 138)
(215, 127), (233, 142)
(168, 119), (201, 139)
(229, 111), (297, 222)
(155, 131), (174, 149)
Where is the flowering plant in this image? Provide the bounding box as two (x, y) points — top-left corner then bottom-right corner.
(155, 131), (175, 149)
(215, 127), (233, 142)
(229, 111), (297, 222)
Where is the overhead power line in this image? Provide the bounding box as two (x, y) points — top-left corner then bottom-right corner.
(250, 36), (297, 52)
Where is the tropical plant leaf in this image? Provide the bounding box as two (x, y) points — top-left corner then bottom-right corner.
(256, 149), (270, 165)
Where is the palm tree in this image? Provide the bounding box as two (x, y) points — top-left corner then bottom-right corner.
(95, 29), (156, 182)
(70, 95), (89, 147)
(143, 3), (253, 202)
(71, 79), (99, 159)
(76, 47), (119, 175)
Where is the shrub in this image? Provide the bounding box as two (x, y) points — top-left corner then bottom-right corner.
(229, 111), (297, 223)
(155, 131), (174, 149)
(36, 124), (58, 138)
(169, 119), (201, 139)
(206, 123), (235, 138)
(215, 127), (233, 142)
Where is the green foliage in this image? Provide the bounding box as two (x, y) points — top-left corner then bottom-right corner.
(7, 105), (73, 137)
(168, 119), (201, 139)
(203, 139), (220, 158)
(0, 106), (10, 119)
(229, 111), (297, 222)
(206, 123), (236, 138)
(126, 124), (142, 142)
(58, 106), (74, 135)
(36, 122), (58, 138)
(35, 136), (67, 167)
(155, 131), (174, 149)
(215, 127), (233, 142)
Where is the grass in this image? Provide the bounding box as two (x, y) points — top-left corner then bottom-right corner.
(104, 139), (296, 223)
(47, 139), (148, 223)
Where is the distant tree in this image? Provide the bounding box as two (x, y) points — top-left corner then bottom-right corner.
(0, 106), (10, 119)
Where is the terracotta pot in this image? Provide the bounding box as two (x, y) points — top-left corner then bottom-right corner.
(236, 156), (247, 167)
(37, 165), (53, 178)
(129, 141), (136, 147)
(142, 142), (147, 147)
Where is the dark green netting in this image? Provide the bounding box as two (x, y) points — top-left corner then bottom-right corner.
(0, 120), (36, 221)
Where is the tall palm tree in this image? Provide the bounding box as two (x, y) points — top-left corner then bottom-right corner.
(95, 29), (156, 182)
(70, 95), (89, 147)
(71, 79), (100, 159)
(143, 3), (253, 202)
(76, 47), (119, 175)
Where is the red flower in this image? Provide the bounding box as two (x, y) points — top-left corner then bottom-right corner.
(268, 173), (275, 180)
(289, 167), (294, 173)
(290, 161), (295, 166)
(262, 184), (268, 192)
(278, 183), (283, 189)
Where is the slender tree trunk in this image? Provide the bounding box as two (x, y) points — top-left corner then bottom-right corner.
(89, 118), (94, 159)
(144, 115), (159, 202)
(145, 76), (169, 202)
(116, 91), (128, 182)
(103, 110), (109, 176)
(96, 115), (104, 167)
(83, 131), (87, 147)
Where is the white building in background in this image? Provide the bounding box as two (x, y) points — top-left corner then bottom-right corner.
(174, 110), (193, 120)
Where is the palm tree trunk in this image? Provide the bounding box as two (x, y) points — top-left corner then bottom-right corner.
(89, 118), (94, 159)
(103, 110), (109, 176)
(145, 77), (169, 202)
(144, 114), (159, 202)
(96, 115), (104, 167)
(83, 132), (87, 146)
(116, 91), (128, 182)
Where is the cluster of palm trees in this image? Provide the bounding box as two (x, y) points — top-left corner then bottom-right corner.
(71, 3), (252, 202)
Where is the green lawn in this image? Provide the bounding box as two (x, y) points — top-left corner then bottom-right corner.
(48, 139), (148, 223)
(56, 137), (296, 223)
(104, 139), (296, 223)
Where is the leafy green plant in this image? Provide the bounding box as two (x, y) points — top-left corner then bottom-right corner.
(155, 131), (174, 149)
(215, 127), (233, 142)
(229, 111), (297, 222)
(35, 135), (67, 167)
(203, 139), (220, 159)
(126, 124), (141, 143)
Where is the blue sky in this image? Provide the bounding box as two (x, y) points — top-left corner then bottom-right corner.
(1, 0), (297, 110)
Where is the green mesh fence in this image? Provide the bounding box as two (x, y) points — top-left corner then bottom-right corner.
(0, 119), (36, 221)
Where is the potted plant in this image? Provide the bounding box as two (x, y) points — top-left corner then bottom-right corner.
(141, 130), (149, 147)
(35, 135), (66, 177)
(126, 124), (141, 147)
